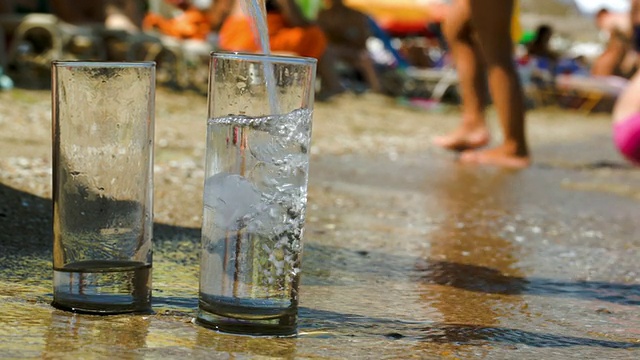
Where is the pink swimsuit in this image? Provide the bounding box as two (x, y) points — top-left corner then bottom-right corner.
(614, 113), (640, 165)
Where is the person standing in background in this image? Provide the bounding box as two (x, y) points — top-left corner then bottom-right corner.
(432, 0), (530, 169)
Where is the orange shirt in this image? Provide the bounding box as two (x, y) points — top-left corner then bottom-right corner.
(218, 13), (327, 59)
(143, 7), (210, 41)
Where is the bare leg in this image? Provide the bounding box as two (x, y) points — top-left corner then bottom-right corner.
(356, 50), (382, 93)
(613, 70), (640, 123)
(591, 35), (627, 77)
(615, 0), (640, 122)
(433, 0), (490, 151)
(317, 47), (345, 101)
(459, 0), (529, 169)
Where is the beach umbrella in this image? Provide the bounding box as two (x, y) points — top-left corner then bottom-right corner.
(345, 0), (449, 35)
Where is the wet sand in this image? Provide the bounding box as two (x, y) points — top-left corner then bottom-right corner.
(1, 88), (640, 358)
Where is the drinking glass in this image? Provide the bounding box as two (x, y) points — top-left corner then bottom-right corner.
(197, 52), (316, 336)
(52, 61), (155, 314)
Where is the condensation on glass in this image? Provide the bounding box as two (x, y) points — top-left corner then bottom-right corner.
(198, 52), (317, 336)
(51, 61), (155, 314)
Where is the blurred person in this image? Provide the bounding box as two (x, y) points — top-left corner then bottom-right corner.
(218, 0), (343, 99)
(206, 0), (234, 32)
(612, 69), (640, 165)
(433, 0), (529, 169)
(317, 0), (382, 93)
(526, 24), (558, 62)
(591, 7), (637, 77)
(611, 0), (640, 165)
(522, 24), (559, 91)
(143, 0), (210, 40)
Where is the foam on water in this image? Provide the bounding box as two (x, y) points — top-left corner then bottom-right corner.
(207, 109), (311, 140)
(203, 109), (311, 236)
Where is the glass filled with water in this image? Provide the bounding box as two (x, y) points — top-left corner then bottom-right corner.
(52, 61), (155, 314)
(198, 52), (316, 336)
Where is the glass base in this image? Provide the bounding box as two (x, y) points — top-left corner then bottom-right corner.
(52, 260), (152, 314)
(197, 295), (298, 337)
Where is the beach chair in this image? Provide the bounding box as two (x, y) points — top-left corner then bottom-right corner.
(553, 74), (628, 113)
(404, 66), (459, 101)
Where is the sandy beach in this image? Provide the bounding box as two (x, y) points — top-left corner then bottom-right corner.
(0, 87), (635, 228)
(1, 3), (640, 355)
(3, 0), (640, 356)
(1, 84), (640, 357)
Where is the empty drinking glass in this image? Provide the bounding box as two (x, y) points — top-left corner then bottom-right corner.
(52, 61), (155, 314)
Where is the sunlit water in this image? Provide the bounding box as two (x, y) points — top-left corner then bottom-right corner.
(198, 110), (311, 335)
(241, 0), (280, 114)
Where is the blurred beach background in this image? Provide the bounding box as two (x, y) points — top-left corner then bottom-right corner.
(0, 0), (637, 237)
(1, 1), (640, 358)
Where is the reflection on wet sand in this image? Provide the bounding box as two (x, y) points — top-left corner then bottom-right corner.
(0, 183), (52, 274)
(195, 327), (297, 358)
(43, 310), (149, 358)
(296, 307), (640, 349)
(419, 261), (640, 305)
(416, 167), (527, 345)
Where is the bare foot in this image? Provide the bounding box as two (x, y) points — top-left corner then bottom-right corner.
(459, 146), (531, 169)
(432, 127), (490, 152)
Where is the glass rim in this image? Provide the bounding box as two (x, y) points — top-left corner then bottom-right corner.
(211, 51), (317, 65)
(52, 60), (156, 68)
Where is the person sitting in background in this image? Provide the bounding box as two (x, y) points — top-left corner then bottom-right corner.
(522, 24), (559, 89)
(218, 0), (343, 100)
(317, 0), (382, 93)
(205, 0), (234, 32)
(143, 0), (210, 41)
(526, 24), (558, 62)
(591, 7), (637, 78)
